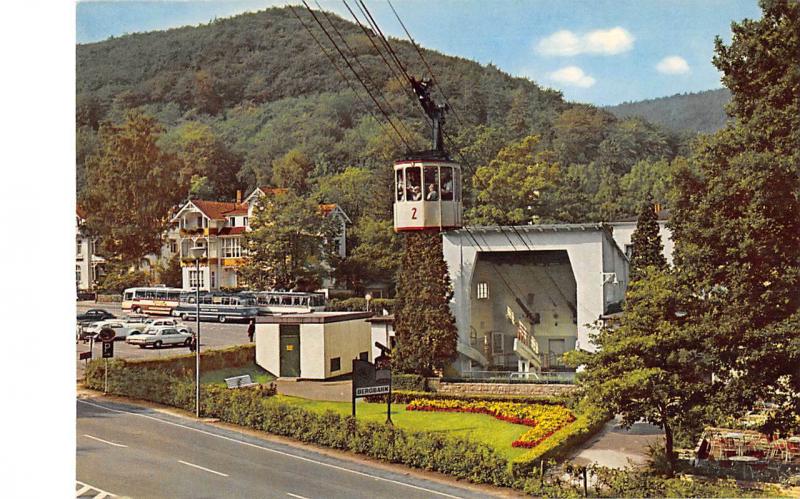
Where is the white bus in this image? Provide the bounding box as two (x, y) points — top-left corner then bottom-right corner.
(175, 292), (259, 323)
(254, 291), (326, 315)
(122, 287), (183, 316)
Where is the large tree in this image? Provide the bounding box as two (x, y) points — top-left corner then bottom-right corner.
(394, 232), (459, 376)
(572, 268), (715, 475)
(467, 135), (560, 225)
(238, 191), (338, 291)
(671, 0), (800, 430)
(80, 111), (184, 267)
(629, 201), (667, 280)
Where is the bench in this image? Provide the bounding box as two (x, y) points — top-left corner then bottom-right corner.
(224, 374), (258, 389)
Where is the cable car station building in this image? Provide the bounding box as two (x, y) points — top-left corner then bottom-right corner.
(441, 224), (629, 376)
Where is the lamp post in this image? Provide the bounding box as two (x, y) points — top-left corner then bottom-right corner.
(189, 245), (207, 418)
(364, 292), (372, 312)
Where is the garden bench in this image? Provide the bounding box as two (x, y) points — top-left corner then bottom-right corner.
(224, 374), (257, 389)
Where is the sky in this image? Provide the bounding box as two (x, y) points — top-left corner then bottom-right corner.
(76, 0), (762, 105)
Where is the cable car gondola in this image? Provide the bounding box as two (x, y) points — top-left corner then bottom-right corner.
(393, 78), (463, 233)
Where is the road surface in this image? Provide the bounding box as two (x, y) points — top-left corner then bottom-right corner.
(77, 396), (503, 499)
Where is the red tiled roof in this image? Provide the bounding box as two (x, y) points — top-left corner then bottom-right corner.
(192, 200), (248, 219)
(257, 187), (289, 196)
(218, 227), (247, 236)
(319, 203), (338, 216)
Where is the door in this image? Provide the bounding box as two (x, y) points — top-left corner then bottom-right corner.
(279, 325), (301, 377)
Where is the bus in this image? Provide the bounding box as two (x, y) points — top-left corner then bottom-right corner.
(254, 291), (326, 315)
(122, 287), (183, 316)
(174, 291), (259, 323)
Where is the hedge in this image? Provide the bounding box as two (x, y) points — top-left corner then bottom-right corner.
(113, 344), (255, 375)
(391, 373), (429, 391)
(375, 389), (568, 406)
(326, 297), (395, 313)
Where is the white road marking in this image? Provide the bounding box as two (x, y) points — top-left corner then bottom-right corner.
(75, 480), (117, 498)
(286, 493), (309, 499)
(78, 399), (464, 498)
(178, 459), (230, 477)
(82, 434), (128, 448)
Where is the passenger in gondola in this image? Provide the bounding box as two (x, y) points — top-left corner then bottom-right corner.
(410, 185), (423, 201)
(426, 183), (439, 201)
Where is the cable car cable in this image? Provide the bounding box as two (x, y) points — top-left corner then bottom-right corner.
(348, 0), (434, 133)
(299, 1), (412, 152)
(385, 0), (465, 128)
(287, 5), (404, 150)
(313, 0), (415, 145)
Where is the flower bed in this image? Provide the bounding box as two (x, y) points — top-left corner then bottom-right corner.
(406, 398), (575, 448)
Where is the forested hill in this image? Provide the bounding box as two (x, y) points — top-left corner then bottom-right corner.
(605, 88), (731, 134)
(78, 6), (690, 235)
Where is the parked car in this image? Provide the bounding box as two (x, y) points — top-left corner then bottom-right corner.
(126, 327), (193, 349)
(142, 318), (190, 335)
(77, 309), (116, 323)
(80, 319), (145, 341)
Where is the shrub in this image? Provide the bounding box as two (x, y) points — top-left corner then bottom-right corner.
(327, 297), (395, 313)
(384, 389), (567, 406)
(116, 344), (255, 375)
(391, 373), (428, 391)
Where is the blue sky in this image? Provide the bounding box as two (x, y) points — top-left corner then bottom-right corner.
(76, 0), (762, 106)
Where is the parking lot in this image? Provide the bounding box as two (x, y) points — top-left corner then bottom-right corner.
(76, 301), (252, 380)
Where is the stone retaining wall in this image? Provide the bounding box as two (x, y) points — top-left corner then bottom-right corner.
(437, 382), (577, 397)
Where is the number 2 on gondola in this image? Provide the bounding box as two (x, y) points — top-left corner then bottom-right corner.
(411, 207), (417, 220)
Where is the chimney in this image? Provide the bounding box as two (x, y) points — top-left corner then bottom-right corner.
(236, 190), (242, 204)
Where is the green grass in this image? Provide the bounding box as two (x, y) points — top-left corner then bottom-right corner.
(200, 363), (275, 386)
(274, 395), (531, 460)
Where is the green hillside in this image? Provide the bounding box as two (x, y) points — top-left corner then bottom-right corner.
(606, 88), (731, 134)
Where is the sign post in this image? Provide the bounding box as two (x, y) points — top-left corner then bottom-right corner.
(98, 327), (116, 394)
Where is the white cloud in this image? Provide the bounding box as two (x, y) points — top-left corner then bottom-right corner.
(536, 27), (634, 56)
(548, 66), (596, 88)
(656, 56), (690, 74)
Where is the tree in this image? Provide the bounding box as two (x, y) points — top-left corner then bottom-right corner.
(629, 201), (667, 280)
(671, 0), (800, 431)
(238, 191), (338, 290)
(393, 232), (459, 376)
(619, 158), (679, 216)
(334, 216), (402, 293)
(271, 149), (315, 195)
(157, 254), (183, 288)
(313, 166), (376, 221)
(467, 135), (560, 225)
(572, 268), (714, 475)
(551, 105), (615, 166)
(79, 111), (184, 267)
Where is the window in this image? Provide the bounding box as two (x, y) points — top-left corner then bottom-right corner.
(243, 217), (248, 227)
(330, 357), (341, 372)
(492, 332), (504, 353)
(169, 240), (177, 253)
(405, 166), (422, 201)
(211, 271), (216, 288)
(76, 240), (82, 257)
(124, 292), (133, 301)
(424, 166), (439, 201)
(395, 168), (405, 201)
(625, 244), (634, 259)
(477, 282), (489, 299)
(76, 266), (81, 284)
(222, 238), (242, 258)
(359, 351), (369, 361)
(189, 270), (204, 288)
(440, 166), (453, 201)
(228, 217), (236, 227)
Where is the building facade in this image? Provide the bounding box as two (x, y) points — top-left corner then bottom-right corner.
(442, 224), (629, 375)
(171, 188), (349, 291)
(76, 207), (105, 291)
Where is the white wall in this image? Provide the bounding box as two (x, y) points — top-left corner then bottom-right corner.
(255, 324), (280, 376)
(321, 320), (371, 378)
(609, 221), (674, 266)
(370, 322), (394, 361)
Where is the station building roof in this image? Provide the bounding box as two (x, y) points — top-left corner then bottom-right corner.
(255, 311), (373, 325)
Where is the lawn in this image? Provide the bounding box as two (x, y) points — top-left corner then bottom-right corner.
(274, 395), (531, 460)
(200, 362), (275, 386)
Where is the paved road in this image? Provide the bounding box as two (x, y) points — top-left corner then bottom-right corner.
(76, 302), (252, 379)
(569, 416), (663, 469)
(77, 396), (501, 499)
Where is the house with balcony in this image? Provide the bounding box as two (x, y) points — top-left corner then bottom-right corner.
(171, 189), (350, 291)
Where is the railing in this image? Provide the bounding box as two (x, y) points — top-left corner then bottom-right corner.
(443, 370), (576, 384)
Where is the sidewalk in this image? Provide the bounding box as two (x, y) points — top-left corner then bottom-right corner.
(275, 378), (353, 402)
(569, 416), (663, 469)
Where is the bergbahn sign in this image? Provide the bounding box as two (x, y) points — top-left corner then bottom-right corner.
(351, 342), (393, 423)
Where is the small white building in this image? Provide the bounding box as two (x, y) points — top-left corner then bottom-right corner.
(442, 224), (629, 374)
(76, 207), (105, 291)
(255, 312), (373, 379)
(366, 315), (395, 361)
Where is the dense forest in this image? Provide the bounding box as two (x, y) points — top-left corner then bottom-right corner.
(77, 6), (693, 290)
(606, 88), (731, 134)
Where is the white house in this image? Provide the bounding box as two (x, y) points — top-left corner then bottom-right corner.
(76, 207), (105, 291)
(171, 188), (350, 290)
(441, 224), (629, 375)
